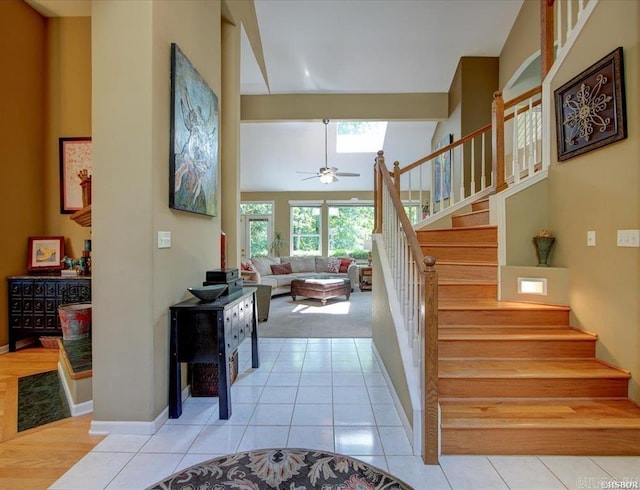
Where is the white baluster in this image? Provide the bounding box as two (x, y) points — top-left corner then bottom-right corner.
(557, 0), (564, 51)
(481, 133), (486, 190)
(567, 0), (573, 38)
(578, 0), (585, 16)
(470, 138), (476, 197)
(513, 105), (520, 184)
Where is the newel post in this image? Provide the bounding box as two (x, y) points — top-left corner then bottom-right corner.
(423, 255), (439, 465)
(541, 0), (555, 79)
(492, 90), (508, 193)
(393, 161), (401, 196)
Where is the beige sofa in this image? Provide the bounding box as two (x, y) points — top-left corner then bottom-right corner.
(243, 256), (358, 296)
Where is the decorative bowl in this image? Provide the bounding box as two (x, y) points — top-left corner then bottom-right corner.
(188, 285), (227, 302)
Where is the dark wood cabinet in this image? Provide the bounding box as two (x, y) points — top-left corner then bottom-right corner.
(7, 276), (91, 351)
(169, 288), (259, 420)
(359, 266), (373, 291)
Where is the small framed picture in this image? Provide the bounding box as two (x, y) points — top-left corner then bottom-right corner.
(27, 236), (65, 272)
(59, 137), (92, 213)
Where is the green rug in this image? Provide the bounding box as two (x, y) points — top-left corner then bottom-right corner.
(18, 370), (70, 432)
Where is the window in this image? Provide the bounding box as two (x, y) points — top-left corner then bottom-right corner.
(516, 106), (542, 151)
(291, 205), (322, 256)
(336, 121), (387, 153)
(241, 202), (273, 258)
(327, 205), (374, 259)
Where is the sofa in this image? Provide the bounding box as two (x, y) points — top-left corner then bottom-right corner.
(242, 255), (359, 297)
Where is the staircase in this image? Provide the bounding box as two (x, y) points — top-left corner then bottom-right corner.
(416, 198), (640, 455)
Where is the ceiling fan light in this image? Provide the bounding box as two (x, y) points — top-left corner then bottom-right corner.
(319, 173), (333, 184)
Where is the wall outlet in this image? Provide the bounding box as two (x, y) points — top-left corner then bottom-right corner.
(617, 229), (640, 247)
(587, 230), (596, 247)
(158, 231), (171, 249)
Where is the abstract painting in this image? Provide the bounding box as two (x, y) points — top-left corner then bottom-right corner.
(169, 43), (218, 216)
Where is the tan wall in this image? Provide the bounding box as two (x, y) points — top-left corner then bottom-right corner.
(371, 247), (413, 427)
(241, 191), (373, 258)
(0, 0), (46, 347)
(505, 179), (549, 266)
(45, 17), (92, 259)
(92, 0), (223, 422)
(499, 0), (540, 90)
(548, 1), (639, 402)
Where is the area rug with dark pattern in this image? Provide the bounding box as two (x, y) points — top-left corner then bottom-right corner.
(146, 448), (412, 489)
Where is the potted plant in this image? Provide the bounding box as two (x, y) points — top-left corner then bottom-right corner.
(269, 231), (288, 257)
(533, 229), (555, 267)
(422, 203), (430, 219)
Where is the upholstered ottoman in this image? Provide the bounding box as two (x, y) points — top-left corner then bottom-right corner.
(290, 277), (351, 305)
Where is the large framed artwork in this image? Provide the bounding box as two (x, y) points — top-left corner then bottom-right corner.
(433, 134), (453, 201)
(59, 137), (92, 214)
(169, 43), (219, 216)
(554, 47), (626, 162)
(27, 236), (65, 272)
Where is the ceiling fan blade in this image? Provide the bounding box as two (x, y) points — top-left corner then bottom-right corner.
(297, 171), (320, 175)
(335, 172), (360, 177)
(301, 175), (320, 181)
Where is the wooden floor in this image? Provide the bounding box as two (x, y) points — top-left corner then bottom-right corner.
(0, 347), (103, 489)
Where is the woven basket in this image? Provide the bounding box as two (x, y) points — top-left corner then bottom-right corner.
(191, 350), (238, 397)
(39, 336), (61, 349)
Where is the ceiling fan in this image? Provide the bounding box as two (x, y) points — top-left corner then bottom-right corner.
(298, 119), (361, 184)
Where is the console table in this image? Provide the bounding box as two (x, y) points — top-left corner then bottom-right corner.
(169, 288), (259, 420)
(7, 275), (91, 351)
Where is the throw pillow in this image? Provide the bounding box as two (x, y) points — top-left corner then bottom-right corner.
(327, 258), (341, 273)
(241, 261), (253, 271)
(270, 262), (292, 275)
(339, 258), (353, 273)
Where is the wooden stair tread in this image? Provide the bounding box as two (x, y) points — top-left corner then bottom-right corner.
(439, 358), (630, 378)
(425, 243), (497, 248)
(439, 326), (596, 341)
(441, 399), (640, 428)
(453, 209), (489, 218)
(438, 300), (569, 311)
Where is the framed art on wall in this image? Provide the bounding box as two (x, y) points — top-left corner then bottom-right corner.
(59, 137), (92, 214)
(554, 47), (626, 162)
(433, 133), (453, 202)
(169, 43), (219, 217)
(27, 236), (65, 272)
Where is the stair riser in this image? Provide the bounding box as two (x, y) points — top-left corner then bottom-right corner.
(437, 264), (497, 281)
(423, 246), (497, 263)
(439, 378), (629, 398)
(417, 227), (497, 244)
(442, 428), (640, 455)
(472, 200), (490, 212)
(439, 309), (570, 325)
(439, 339), (596, 358)
(438, 284), (497, 301)
(452, 211), (489, 228)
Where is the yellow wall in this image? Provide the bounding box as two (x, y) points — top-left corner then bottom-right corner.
(499, 0), (540, 89)
(0, 0), (46, 347)
(548, 1), (639, 402)
(45, 17), (92, 258)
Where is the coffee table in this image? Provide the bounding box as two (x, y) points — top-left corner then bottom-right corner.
(290, 277), (351, 305)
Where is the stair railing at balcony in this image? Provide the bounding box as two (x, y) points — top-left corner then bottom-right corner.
(375, 151), (439, 465)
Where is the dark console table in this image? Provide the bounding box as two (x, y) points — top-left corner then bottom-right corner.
(169, 288), (259, 420)
(7, 275), (91, 351)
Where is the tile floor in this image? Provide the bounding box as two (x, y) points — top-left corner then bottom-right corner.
(50, 337), (640, 490)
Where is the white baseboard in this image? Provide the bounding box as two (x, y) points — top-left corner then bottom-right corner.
(58, 362), (93, 416)
(89, 386), (189, 436)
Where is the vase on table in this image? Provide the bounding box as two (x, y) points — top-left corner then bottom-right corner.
(533, 236), (555, 267)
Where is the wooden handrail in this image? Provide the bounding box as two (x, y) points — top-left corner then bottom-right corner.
(504, 85), (542, 110)
(376, 154), (426, 271)
(398, 122), (492, 176)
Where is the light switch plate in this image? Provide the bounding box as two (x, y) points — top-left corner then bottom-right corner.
(587, 230), (596, 247)
(617, 229), (640, 247)
(158, 231), (171, 249)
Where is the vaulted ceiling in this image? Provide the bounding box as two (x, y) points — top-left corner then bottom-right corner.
(239, 0), (524, 192)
